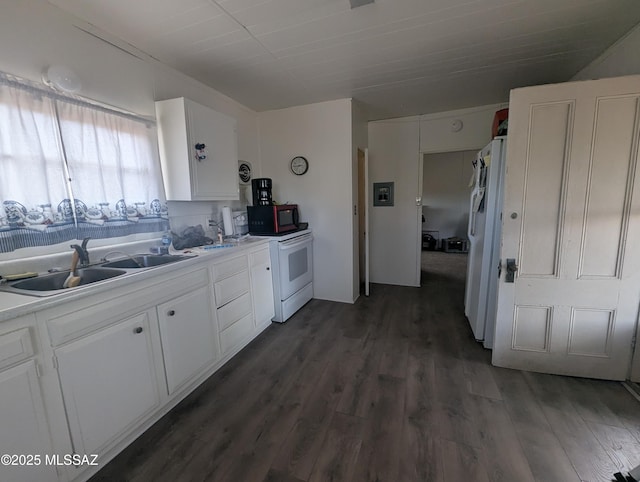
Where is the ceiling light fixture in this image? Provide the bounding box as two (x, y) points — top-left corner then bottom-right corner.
(42, 65), (82, 93)
(349, 0), (374, 9)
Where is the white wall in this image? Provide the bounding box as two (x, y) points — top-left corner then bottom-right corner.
(368, 103), (504, 286)
(368, 118), (421, 286)
(0, 0), (260, 258)
(572, 23), (640, 81)
(258, 100), (355, 303)
(419, 104), (506, 153)
(422, 150), (476, 242)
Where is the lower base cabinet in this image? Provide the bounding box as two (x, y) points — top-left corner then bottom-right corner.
(55, 311), (161, 456)
(1, 241), (277, 482)
(157, 286), (219, 395)
(250, 247), (275, 327)
(0, 361), (58, 482)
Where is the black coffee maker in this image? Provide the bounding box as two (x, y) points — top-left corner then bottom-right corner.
(252, 178), (273, 206)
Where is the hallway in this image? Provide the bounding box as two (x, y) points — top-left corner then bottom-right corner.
(93, 251), (640, 482)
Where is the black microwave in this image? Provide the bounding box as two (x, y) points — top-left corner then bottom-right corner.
(247, 204), (299, 235)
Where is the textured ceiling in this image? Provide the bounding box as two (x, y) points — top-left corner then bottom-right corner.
(48, 0), (640, 120)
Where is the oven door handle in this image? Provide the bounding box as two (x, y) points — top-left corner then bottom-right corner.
(279, 234), (312, 250)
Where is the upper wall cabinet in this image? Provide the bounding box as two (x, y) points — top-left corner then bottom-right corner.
(156, 98), (239, 201)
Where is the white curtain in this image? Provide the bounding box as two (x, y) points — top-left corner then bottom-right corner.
(56, 100), (165, 218)
(0, 73), (168, 253)
(0, 80), (68, 220)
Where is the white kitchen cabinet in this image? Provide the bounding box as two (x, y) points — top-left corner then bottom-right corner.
(250, 246), (275, 327)
(0, 240), (275, 482)
(212, 254), (255, 354)
(0, 317), (58, 482)
(156, 97), (239, 201)
(55, 311), (161, 456)
(157, 286), (219, 395)
(0, 362), (58, 482)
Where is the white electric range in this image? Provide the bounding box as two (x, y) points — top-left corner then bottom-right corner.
(251, 229), (313, 322)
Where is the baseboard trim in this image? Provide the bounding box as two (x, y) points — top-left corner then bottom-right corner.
(622, 381), (640, 403)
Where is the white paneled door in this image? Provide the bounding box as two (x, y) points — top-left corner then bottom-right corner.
(493, 76), (640, 381)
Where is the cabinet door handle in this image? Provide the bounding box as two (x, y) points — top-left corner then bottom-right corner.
(133, 327), (143, 334)
(168, 310), (176, 316)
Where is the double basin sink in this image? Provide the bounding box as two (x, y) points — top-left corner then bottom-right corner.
(1, 254), (191, 297)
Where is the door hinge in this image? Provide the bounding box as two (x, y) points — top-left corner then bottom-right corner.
(632, 335), (637, 352)
(52, 355), (58, 370)
(35, 362), (42, 378)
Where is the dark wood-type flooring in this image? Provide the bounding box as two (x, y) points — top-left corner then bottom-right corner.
(92, 251), (640, 482)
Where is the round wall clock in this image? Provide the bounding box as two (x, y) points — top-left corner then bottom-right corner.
(290, 156), (309, 175)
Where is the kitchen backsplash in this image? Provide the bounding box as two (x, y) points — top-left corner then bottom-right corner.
(0, 187), (252, 274)
(0, 237), (161, 278)
(168, 199), (248, 239)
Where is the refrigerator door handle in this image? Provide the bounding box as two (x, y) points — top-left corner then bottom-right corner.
(468, 189), (478, 238)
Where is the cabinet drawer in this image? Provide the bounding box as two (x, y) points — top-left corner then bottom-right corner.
(217, 292), (252, 331)
(214, 270), (250, 307)
(213, 255), (248, 282)
(0, 328), (34, 370)
(219, 313), (253, 355)
(250, 246), (271, 267)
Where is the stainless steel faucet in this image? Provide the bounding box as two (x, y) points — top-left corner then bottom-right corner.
(70, 237), (91, 267)
(101, 251), (144, 268)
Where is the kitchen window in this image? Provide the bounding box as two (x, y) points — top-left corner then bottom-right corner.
(0, 72), (169, 254)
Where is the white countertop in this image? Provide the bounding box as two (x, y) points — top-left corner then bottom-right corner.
(0, 237), (269, 323)
(249, 228), (312, 241)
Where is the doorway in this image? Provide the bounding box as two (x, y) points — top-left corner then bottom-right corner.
(357, 148), (369, 296)
(420, 149), (477, 284)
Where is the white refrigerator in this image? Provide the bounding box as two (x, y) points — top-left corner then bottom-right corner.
(464, 137), (506, 349)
